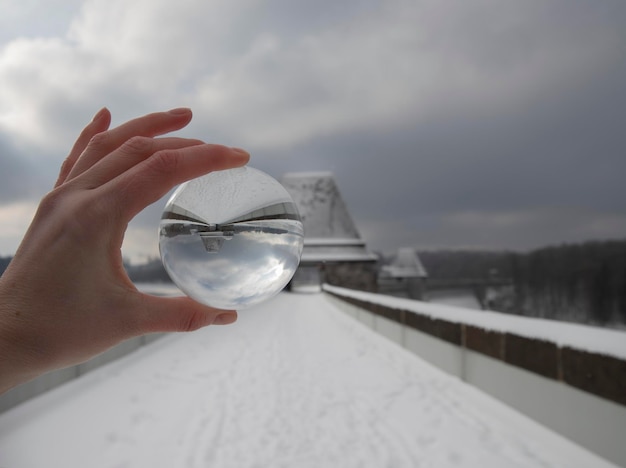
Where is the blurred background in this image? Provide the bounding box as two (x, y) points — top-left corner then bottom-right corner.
(1, 0), (625, 326)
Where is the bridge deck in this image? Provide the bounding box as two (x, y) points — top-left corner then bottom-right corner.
(0, 293), (614, 468)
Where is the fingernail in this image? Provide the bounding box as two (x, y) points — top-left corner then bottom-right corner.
(213, 312), (237, 325)
(231, 147), (250, 157)
(168, 107), (191, 115)
(92, 107), (108, 122)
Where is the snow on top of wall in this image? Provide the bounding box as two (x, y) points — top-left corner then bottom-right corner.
(324, 284), (626, 360)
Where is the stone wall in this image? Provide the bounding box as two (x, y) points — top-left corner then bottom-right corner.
(322, 261), (378, 293)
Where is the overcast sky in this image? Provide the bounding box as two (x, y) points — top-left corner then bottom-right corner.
(1, 0), (625, 262)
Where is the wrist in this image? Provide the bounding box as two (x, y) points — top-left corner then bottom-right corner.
(0, 273), (42, 394)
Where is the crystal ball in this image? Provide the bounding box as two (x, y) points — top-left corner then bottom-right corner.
(159, 166), (304, 309)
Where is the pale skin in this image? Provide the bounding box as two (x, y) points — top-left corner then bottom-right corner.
(0, 108), (250, 393)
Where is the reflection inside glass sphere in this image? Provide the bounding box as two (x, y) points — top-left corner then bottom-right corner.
(159, 167), (304, 309)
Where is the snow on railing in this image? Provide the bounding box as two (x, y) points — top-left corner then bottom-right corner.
(323, 283), (626, 406)
(323, 283), (626, 466)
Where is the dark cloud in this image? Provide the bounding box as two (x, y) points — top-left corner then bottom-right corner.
(237, 0), (380, 40)
(1, 0), (625, 258)
(260, 66), (626, 214)
(253, 4), (626, 252)
(0, 135), (48, 202)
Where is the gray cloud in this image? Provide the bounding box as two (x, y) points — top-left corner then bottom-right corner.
(0, 0), (84, 46)
(0, 0), (625, 259)
(254, 3), (626, 251)
(0, 134), (49, 202)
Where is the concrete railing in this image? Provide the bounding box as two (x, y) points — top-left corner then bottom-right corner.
(324, 284), (626, 468)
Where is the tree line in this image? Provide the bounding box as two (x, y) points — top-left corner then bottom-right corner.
(508, 240), (626, 326)
(417, 239), (626, 327)
(417, 249), (514, 280)
(0, 255), (171, 284)
(123, 257), (172, 283)
(0, 257), (10, 276)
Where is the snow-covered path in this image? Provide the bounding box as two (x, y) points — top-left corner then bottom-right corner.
(0, 293), (616, 467)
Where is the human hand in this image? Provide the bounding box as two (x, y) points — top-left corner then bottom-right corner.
(0, 108), (249, 392)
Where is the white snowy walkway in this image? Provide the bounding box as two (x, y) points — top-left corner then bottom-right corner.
(0, 293), (617, 467)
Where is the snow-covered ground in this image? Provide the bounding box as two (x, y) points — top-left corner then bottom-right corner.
(0, 292), (618, 467)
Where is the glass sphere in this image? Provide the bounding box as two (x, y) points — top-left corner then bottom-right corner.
(159, 166), (304, 309)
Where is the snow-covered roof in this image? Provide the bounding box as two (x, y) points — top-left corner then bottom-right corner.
(281, 172), (361, 239)
(281, 172), (376, 263)
(381, 247), (428, 278)
(304, 237), (367, 246)
(300, 246), (378, 263)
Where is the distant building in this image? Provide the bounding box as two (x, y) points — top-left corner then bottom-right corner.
(281, 172), (378, 293)
(378, 247), (428, 300)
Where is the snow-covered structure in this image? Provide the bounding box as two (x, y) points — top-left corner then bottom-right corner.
(378, 247), (428, 299)
(281, 172), (378, 292)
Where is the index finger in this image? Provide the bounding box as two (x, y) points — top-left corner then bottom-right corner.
(55, 107), (111, 187)
(65, 108), (195, 183)
(101, 144), (250, 222)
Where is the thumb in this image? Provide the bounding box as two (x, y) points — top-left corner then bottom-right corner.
(134, 294), (238, 334)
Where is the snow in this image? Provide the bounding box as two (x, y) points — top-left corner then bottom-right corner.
(324, 284), (626, 360)
(281, 172), (361, 239)
(280, 172), (378, 264)
(303, 237), (367, 245)
(300, 250), (378, 262)
(381, 247), (428, 278)
(428, 289), (483, 310)
(0, 292), (616, 468)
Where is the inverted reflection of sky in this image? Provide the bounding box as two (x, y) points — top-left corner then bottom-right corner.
(160, 219), (303, 309)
